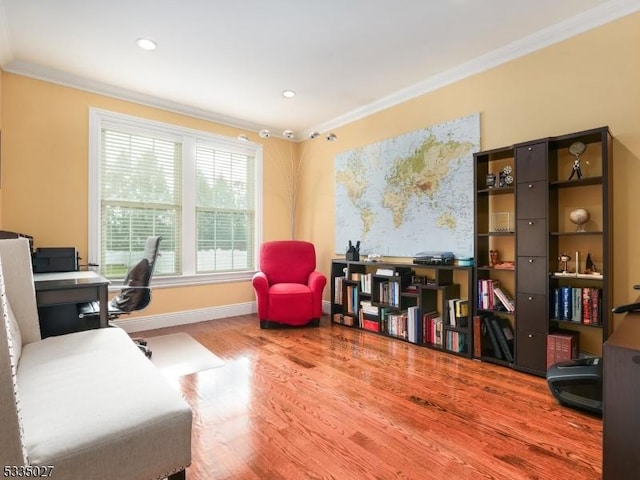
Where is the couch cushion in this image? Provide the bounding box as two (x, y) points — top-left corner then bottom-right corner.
(17, 327), (191, 480)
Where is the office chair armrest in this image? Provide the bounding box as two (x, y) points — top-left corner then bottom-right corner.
(612, 302), (640, 314)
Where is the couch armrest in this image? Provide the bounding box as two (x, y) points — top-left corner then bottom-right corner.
(252, 272), (270, 320)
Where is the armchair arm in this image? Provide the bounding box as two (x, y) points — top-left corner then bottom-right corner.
(308, 271), (327, 318)
(252, 272), (270, 320)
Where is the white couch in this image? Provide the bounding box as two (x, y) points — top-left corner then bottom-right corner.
(0, 238), (192, 480)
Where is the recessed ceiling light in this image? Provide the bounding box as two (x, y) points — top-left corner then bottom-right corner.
(282, 90), (296, 98)
(136, 38), (157, 51)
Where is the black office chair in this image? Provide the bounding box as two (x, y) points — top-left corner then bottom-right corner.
(78, 236), (162, 357)
(611, 284), (640, 314)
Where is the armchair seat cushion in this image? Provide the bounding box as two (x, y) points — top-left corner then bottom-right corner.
(268, 283), (314, 324)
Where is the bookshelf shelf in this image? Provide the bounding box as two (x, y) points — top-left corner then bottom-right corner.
(330, 259), (472, 358)
(473, 126), (612, 376)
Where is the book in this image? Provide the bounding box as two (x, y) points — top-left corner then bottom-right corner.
(561, 286), (572, 320)
(422, 311), (438, 345)
(493, 286), (515, 312)
(552, 288), (560, 319)
(591, 287), (601, 325)
(571, 287), (582, 322)
(490, 316), (515, 363)
(546, 331), (579, 369)
(362, 319), (379, 332)
(582, 287), (592, 324)
(473, 315), (482, 358)
(482, 315), (503, 360)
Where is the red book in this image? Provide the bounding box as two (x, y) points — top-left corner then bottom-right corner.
(591, 288), (601, 325)
(362, 319), (379, 332)
(473, 316), (482, 358)
(582, 287), (592, 324)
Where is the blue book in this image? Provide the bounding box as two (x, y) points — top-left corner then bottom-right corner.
(553, 288), (560, 319)
(561, 286), (572, 320)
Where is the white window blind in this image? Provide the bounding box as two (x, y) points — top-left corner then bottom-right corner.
(100, 129), (182, 277)
(195, 144), (256, 272)
(90, 108), (262, 284)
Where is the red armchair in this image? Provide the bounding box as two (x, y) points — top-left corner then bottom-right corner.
(252, 240), (327, 328)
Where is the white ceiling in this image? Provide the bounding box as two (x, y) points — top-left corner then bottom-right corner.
(0, 0), (638, 137)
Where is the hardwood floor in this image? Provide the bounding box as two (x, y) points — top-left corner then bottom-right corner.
(143, 315), (602, 480)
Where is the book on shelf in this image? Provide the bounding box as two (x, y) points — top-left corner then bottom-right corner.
(551, 286), (602, 325)
(362, 318), (380, 332)
(571, 288), (582, 322)
(359, 300), (379, 316)
(493, 286), (515, 312)
(561, 286), (572, 321)
(421, 311), (442, 347)
(387, 312), (404, 338)
(447, 298), (469, 327)
(332, 313), (354, 327)
(490, 316), (515, 363)
(546, 331), (580, 369)
(446, 330), (466, 353)
(407, 306), (422, 344)
(375, 268), (394, 276)
(358, 273), (372, 294)
(473, 316), (482, 359)
(346, 285), (359, 315)
(334, 276), (345, 304)
(481, 315), (502, 360)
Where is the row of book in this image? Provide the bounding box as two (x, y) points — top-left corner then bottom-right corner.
(336, 305), (467, 354)
(348, 272), (372, 294)
(475, 313), (515, 362)
(477, 279), (515, 312)
(447, 298), (469, 327)
(378, 281), (401, 307)
(552, 287), (601, 325)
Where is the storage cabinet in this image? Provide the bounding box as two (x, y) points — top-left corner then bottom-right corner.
(330, 260), (473, 357)
(473, 127), (612, 376)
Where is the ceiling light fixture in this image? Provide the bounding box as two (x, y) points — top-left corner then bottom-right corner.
(282, 90), (296, 98)
(242, 128), (337, 238)
(136, 38), (157, 51)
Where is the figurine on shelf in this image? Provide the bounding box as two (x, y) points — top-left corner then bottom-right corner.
(568, 141), (587, 180)
(559, 253), (571, 274)
(489, 249), (499, 267)
(585, 253), (598, 274)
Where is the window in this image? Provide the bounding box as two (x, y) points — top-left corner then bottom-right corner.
(89, 109), (262, 285)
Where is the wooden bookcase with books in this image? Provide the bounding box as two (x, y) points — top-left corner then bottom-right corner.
(331, 259), (473, 358)
(473, 126), (612, 376)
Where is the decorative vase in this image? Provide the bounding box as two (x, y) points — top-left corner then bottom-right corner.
(569, 208), (590, 232)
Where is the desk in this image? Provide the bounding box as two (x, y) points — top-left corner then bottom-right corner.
(603, 312), (640, 479)
(34, 271), (110, 334)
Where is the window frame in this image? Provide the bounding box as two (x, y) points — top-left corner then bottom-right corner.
(88, 108), (263, 288)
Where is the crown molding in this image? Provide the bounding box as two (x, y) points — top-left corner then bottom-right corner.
(2, 1), (639, 137)
(3, 60), (273, 134)
(309, 0), (640, 135)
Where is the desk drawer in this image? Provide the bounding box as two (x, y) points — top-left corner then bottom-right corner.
(36, 286), (101, 306)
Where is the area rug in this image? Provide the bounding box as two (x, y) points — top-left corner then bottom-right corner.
(144, 332), (225, 377)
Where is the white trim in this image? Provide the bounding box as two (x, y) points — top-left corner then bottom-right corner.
(4, 2), (639, 137)
(112, 301), (257, 333)
(309, 0), (640, 135)
(112, 299), (332, 333)
(88, 107), (262, 280)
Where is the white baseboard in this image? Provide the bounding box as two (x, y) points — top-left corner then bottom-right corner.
(114, 300), (332, 333)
